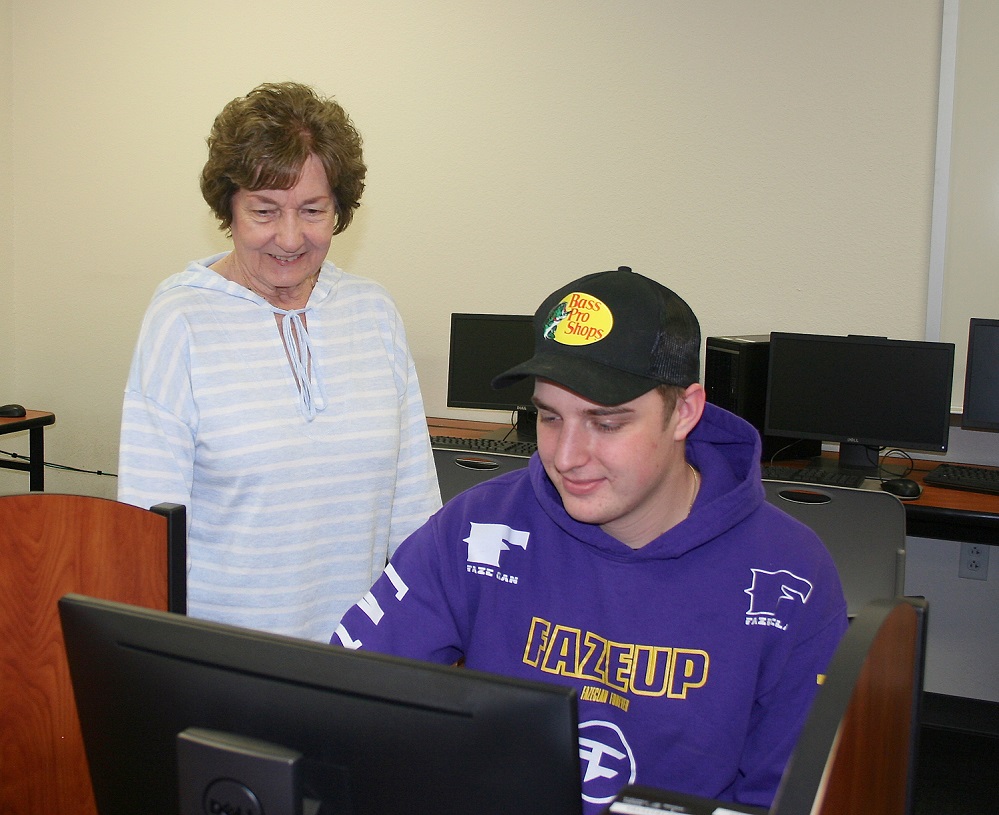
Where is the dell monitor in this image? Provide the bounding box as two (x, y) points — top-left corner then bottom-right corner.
(961, 318), (999, 432)
(59, 594), (582, 815)
(765, 332), (955, 475)
(447, 313), (537, 437)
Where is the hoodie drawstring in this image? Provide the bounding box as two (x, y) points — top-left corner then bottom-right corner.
(277, 308), (326, 421)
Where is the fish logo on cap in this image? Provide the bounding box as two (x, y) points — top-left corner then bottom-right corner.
(543, 292), (614, 347)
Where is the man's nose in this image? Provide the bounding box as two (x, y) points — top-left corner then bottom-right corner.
(552, 420), (589, 472)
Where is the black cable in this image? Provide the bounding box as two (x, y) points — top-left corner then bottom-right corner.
(766, 437), (825, 466)
(878, 448), (914, 480)
(0, 448), (117, 478)
(500, 410), (518, 441)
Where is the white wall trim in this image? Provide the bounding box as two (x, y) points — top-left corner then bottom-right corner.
(926, 0), (960, 341)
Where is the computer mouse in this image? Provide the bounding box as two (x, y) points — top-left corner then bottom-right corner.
(880, 477), (922, 500)
(0, 403), (27, 418)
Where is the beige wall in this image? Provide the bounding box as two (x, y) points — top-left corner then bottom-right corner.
(939, 0), (999, 397)
(4, 0), (944, 497)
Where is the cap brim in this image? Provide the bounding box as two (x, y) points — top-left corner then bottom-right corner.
(492, 351), (661, 406)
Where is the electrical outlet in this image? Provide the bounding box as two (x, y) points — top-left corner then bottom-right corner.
(958, 543), (990, 580)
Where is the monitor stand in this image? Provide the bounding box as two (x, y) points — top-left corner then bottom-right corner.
(814, 441), (880, 477)
(484, 407), (537, 443)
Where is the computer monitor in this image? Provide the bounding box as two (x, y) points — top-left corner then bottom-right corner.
(961, 318), (999, 432)
(59, 594), (582, 815)
(447, 313), (537, 436)
(764, 332), (955, 474)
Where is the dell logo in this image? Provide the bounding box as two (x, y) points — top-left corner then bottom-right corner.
(203, 779), (262, 815)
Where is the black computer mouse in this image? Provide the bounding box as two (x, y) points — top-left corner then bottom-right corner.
(880, 477), (922, 500)
(0, 403), (27, 418)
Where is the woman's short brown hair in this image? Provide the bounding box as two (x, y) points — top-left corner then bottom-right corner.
(200, 82), (366, 235)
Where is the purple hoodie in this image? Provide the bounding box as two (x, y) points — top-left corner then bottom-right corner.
(335, 403), (847, 814)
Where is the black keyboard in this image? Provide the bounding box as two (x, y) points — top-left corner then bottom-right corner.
(761, 464), (866, 489)
(430, 435), (537, 458)
(923, 463), (999, 496)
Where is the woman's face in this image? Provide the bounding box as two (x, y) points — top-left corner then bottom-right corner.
(228, 153), (336, 307)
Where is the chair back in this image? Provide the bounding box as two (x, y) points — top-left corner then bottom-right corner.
(763, 481), (906, 615)
(0, 493), (186, 815)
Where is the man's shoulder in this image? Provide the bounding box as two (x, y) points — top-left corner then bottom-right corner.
(732, 499), (837, 570)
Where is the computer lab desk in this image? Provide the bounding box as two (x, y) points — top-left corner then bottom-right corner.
(811, 453), (999, 546)
(897, 460), (999, 545)
(428, 418), (999, 546)
(0, 410), (55, 492)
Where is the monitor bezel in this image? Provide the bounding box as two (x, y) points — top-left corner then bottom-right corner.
(59, 594), (583, 815)
(446, 313), (536, 412)
(961, 318), (999, 432)
(764, 332), (955, 463)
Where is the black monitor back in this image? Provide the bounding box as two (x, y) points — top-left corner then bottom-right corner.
(59, 594), (582, 815)
(962, 318), (999, 431)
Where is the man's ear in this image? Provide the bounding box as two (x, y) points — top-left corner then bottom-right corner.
(673, 383), (706, 441)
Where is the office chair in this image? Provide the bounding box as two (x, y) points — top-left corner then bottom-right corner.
(763, 480), (907, 616)
(0, 493), (186, 815)
(611, 596), (929, 815)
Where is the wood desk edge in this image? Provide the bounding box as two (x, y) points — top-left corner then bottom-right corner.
(0, 410), (56, 432)
(428, 416), (508, 437)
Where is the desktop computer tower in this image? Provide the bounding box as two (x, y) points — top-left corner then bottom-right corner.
(704, 334), (820, 462)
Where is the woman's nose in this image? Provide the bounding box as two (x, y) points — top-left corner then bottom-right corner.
(275, 213), (304, 250)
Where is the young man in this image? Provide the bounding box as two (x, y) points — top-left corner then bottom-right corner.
(334, 267), (848, 814)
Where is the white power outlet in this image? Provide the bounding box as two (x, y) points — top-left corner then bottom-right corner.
(958, 543), (990, 581)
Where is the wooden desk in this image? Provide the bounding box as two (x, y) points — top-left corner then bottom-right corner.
(428, 418), (999, 545)
(805, 451), (999, 543)
(0, 410), (56, 491)
(896, 459), (999, 545)
(428, 417), (509, 439)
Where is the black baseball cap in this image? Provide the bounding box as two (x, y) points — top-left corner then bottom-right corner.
(492, 267), (701, 405)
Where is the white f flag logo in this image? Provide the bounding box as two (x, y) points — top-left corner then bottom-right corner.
(464, 523), (530, 567)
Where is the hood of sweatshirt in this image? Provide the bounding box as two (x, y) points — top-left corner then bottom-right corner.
(158, 253), (343, 420)
(530, 401), (764, 561)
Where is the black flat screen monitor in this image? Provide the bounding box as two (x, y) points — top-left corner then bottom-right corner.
(59, 594), (582, 815)
(765, 332), (955, 474)
(447, 313), (537, 434)
(961, 318), (999, 432)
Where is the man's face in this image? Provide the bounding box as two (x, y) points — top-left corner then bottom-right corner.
(533, 379), (696, 549)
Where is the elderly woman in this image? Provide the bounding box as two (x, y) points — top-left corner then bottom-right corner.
(118, 82), (441, 641)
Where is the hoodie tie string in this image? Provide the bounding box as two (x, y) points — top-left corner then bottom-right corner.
(276, 307), (326, 421)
